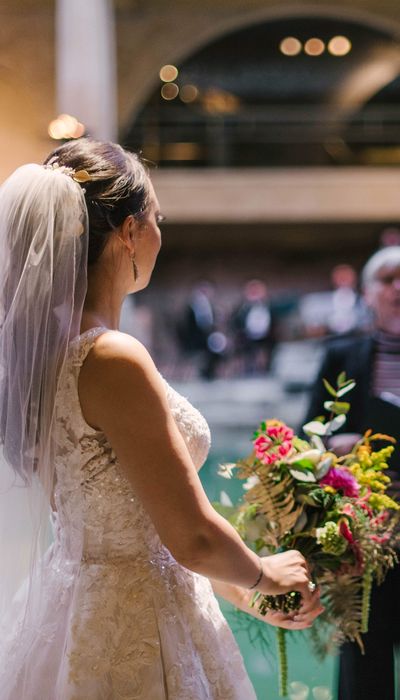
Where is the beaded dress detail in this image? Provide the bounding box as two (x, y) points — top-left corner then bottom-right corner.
(0, 328), (256, 700)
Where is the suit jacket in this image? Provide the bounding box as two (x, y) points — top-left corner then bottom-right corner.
(305, 335), (400, 472)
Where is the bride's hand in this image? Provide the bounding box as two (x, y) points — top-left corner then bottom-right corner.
(241, 587), (324, 630)
(260, 550), (312, 598)
(211, 578), (324, 630)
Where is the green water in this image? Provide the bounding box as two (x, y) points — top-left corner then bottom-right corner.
(200, 453), (337, 700)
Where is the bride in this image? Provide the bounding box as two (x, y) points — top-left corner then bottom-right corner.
(0, 138), (322, 699)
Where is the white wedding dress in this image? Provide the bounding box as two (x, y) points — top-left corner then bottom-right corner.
(0, 328), (257, 700)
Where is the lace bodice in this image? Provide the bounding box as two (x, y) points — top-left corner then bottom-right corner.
(53, 327), (211, 564)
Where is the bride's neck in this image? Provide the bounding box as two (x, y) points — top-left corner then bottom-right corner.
(82, 265), (125, 332)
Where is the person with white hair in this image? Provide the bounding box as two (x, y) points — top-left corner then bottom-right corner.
(304, 246), (400, 700)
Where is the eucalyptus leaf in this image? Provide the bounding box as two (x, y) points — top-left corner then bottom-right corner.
(289, 468), (317, 482)
(337, 371), (347, 386)
(288, 449), (322, 465)
(336, 382), (356, 398)
(315, 456), (333, 479)
(310, 435), (326, 452)
(303, 420), (328, 436)
(329, 414), (347, 432)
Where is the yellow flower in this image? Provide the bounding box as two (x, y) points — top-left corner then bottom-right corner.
(324, 485), (337, 494)
(368, 492), (400, 511)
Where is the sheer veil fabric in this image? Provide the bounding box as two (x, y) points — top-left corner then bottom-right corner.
(0, 163), (88, 696)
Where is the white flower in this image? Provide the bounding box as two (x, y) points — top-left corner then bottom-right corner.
(219, 490), (233, 507)
(243, 475), (261, 491)
(217, 463), (236, 479)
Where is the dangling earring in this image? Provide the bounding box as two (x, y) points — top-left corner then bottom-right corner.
(130, 253), (139, 282)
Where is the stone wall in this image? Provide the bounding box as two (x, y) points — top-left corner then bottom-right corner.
(2, 0), (400, 179)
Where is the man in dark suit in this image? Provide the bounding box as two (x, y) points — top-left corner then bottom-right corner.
(304, 247), (400, 700)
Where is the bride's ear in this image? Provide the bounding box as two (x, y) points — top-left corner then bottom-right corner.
(119, 214), (138, 246)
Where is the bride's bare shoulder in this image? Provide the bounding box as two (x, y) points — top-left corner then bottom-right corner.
(79, 331), (164, 430)
(90, 330), (151, 365)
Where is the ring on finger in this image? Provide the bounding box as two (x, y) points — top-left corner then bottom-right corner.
(307, 580), (316, 593)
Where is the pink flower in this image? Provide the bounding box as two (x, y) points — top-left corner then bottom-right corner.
(370, 533), (391, 544)
(253, 421), (294, 465)
(320, 467), (360, 498)
(341, 503), (356, 518)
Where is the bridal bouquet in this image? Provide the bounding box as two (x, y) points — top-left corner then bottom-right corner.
(217, 374), (400, 697)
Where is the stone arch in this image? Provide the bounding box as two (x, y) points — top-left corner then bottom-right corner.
(117, 1), (400, 132)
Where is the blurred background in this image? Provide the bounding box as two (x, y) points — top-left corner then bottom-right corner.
(3, 0), (400, 697)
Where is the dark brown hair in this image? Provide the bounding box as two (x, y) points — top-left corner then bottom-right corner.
(44, 139), (150, 265)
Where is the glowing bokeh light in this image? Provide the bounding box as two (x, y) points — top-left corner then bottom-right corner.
(304, 38), (325, 56)
(180, 84), (199, 103)
(279, 37), (302, 56)
(48, 119), (65, 140)
(159, 64), (179, 82)
(71, 122), (85, 138)
(48, 114), (85, 140)
(328, 35), (352, 56)
(161, 82), (179, 100)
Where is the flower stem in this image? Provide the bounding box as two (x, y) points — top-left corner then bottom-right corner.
(361, 566), (372, 634)
(276, 627), (288, 696)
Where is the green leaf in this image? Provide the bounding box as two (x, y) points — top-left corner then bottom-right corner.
(212, 502), (237, 518)
(337, 371), (347, 386)
(336, 382), (356, 398)
(323, 400), (350, 415)
(290, 458), (315, 470)
(323, 378), (337, 398)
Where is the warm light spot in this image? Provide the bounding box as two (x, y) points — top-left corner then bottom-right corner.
(304, 38), (325, 56)
(279, 37), (302, 56)
(328, 35), (352, 57)
(180, 84), (199, 103)
(161, 82), (179, 100)
(48, 119), (66, 140)
(71, 122), (85, 138)
(159, 64), (179, 82)
(58, 113), (78, 133)
(202, 88), (240, 114)
(48, 114), (85, 140)
(162, 142), (202, 160)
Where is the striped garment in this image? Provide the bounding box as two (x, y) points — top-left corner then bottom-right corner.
(372, 329), (400, 402)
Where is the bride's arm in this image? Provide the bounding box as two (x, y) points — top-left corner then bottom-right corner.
(210, 579), (323, 630)
(78, 330), (318, 604)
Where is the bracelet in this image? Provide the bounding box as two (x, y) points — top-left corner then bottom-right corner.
(248, 560), (264, 590)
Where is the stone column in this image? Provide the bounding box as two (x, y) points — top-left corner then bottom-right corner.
(56, 0), (117, 141)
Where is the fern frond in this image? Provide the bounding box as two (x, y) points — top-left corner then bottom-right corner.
(244, 468), (302, 538)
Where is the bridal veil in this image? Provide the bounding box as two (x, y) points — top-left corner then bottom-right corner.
(0, 162), (88, 692)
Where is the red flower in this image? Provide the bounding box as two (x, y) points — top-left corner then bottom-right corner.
(339, 518), (354, 544)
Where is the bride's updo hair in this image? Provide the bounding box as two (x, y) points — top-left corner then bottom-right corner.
(43, 139), (150, 265)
